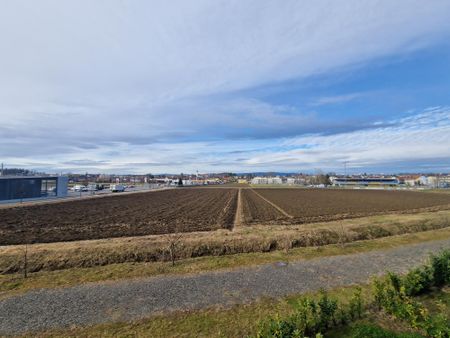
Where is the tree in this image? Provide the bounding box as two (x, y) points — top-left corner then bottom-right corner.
(22, 209), (30, 278)
(316, 174), (331, 186)
(23, 243), (28, 278)
(337, 222), (346, 248)
(163, 224), (184, 266)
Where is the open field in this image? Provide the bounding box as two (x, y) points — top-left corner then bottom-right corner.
(241, 188), (288, 224)
(255, 188), (450, 223)
(1, 188), (450, 336)
(1, 188), (449, 246)
(1, 210), (449, 275)
(0, 188), (238, 245)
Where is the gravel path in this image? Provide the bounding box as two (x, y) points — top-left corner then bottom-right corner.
(1, 239), (449, 335)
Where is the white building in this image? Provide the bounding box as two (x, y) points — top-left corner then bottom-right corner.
(251, 176), (283, 185)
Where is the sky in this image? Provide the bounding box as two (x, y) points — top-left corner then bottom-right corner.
(1, 0), (450, 174)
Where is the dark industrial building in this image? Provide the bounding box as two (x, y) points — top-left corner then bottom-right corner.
(0, 176), (68, 201)
(332, 177), (399, 187)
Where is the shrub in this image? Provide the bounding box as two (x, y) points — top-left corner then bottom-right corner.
(402, 266), (434, 296)
(256, 300), (318, 338)
(348, 286), (364, 320)
(291, 298), (320, 336)
(337, 305), (351, 325)
(373, 278), (387, 310)
(373, 273), (428, 327)
(430, 249), (450, 287)
(372, 268), (450, 337)
(256, 289), (362, 338)
(423, 313), (450, 338)
(423, 301), (450, 338)
(256, 249), (450, 338)
(317, 289), (338, 330)
(388, 272), (402, 293)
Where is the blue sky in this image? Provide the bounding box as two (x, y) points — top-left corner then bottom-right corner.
(0, 0), (450, 174)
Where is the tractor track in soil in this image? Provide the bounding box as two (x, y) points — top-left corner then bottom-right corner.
(250, 188), (293, 219)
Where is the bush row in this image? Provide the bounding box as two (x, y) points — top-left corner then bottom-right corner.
(256, 249), (450, 338)
(256, 288), (363, 338)
(374, 250), (450, 338)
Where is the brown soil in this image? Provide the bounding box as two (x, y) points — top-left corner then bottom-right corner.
(254, 188), (450, 223)
(0, 188), (238, 245)
(1, 187), (450, 247)
(241, 189), (288, 224)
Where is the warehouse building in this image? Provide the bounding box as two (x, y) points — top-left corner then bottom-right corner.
(251, 176), (283, 185)
(331, 177), (399, 187)
(0, 176), (68, 201)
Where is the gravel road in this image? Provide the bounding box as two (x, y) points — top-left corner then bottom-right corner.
(1, 239), (449, 335)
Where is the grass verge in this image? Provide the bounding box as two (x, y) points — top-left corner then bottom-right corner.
(2, 226), (450, 299)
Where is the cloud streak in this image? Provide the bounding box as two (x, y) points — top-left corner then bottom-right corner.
(3, 107), (449, 174)
(310, 93), (364, 106)
(0, 1), (450, 172)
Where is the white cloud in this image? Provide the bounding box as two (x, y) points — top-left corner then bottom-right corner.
(1, 1), (450, 172)
(310, 93), (364, 106)
(251, 107), (450, 171)
(3, 107), (449, 174)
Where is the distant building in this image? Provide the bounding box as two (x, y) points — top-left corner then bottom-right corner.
(286, 177), (296, 185)
(0, 176), (68, 201)
(251, 176), (283, 185)
(403, 176), (420, 186)
(400, 175), (437, 187)
(331, 177), (399, 187)
(286, 177), (307, 185)
(439, 175), (450, 188)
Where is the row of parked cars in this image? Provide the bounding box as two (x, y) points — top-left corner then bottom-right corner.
(71, 184), (128, 193)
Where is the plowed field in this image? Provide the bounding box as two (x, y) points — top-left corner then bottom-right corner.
(0, 188), (238, 245)
(2, 188), (449, 246)
(241, 189), (288, 224)
(253, 189), (450, 223)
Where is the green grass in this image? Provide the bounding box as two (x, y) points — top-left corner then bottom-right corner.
(2, 227), (450, 300)
(328, 323), (425, 338)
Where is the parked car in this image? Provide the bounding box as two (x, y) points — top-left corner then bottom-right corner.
(110, 184), (125, 192)
(87, 184), (98, 191)
(72, 185), (87, 192)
